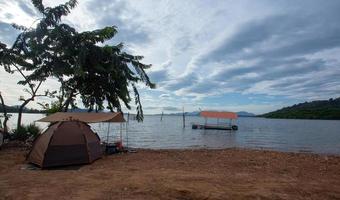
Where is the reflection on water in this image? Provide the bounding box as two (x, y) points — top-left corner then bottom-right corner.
(6, 113), (340, 155)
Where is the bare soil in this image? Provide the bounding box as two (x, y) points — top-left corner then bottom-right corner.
(1, 146), (340, 200)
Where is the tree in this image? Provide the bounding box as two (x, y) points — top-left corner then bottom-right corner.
(0, 33), (55, 129)
(1, 0), (155, 123)
(0, 91), (10, 135)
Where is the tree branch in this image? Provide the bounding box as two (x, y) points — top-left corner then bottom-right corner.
(12, 63), (34, 94)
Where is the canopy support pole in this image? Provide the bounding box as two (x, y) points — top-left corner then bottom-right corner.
(106, 122), (111, 144)
(120, 123), (122, 142)
(126, 122), (129, 150)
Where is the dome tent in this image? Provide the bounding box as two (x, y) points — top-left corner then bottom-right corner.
(28, 121), (102, 168)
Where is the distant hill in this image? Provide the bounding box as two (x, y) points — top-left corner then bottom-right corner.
(162, 111), (199, 116)
(260, 97), (340, 120)
(155, 111), (255, 117)
(237, 111), (256, 117)
(0, 104), (43, 113)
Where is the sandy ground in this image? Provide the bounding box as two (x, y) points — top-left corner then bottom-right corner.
(1, 146), (340, 200)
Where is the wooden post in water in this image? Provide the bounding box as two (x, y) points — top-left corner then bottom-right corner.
(182, 107), (185, 128)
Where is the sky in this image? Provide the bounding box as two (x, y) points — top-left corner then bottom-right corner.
(0, 0), (340, 114)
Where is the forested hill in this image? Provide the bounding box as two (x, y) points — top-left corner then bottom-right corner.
(260, 97), (340, 120)
(0, 104), (43, 113)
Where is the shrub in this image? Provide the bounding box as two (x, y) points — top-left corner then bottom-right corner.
(12, 126), (28, 141)
(26, 124), (41, 139)
(11, 124), (41, 141)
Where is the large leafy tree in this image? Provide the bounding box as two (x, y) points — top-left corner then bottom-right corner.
(0, 0), (155, 125)
(1, 32), (54, 129)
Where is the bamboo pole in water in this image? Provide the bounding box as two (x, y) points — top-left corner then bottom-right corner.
(182, 107), (185, 128)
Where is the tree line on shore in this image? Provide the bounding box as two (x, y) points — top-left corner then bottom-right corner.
(260, 97), (340, 120)
(0, 104), (43, 114)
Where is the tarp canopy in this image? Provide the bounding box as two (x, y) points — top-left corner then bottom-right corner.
(200, 111), (238, 119)
(37, 112), (126, 123)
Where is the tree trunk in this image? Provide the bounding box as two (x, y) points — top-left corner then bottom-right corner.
(0, 93), (9, 136)
(62, 97), (72, 112)
(17, 99), (31, 129)
(62, 90), (75, 112)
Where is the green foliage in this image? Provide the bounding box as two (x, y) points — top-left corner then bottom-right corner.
(11, 124), (41, 141)
(38, 101), (62, 115)
(26, 123), (41, 138)
(1, 0), (155, 121)
(260, 97), (340, 120)
(12, 126), (28, 141)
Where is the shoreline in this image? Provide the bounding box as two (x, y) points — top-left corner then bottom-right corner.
(131, 146), (340, 157)
(1, 146), (340, 199)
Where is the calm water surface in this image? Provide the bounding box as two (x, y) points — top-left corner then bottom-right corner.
(6, 113), (340, 155)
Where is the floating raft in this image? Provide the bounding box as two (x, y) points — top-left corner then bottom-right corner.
(192, 111), (239, 131)
(192, 124), (238, 130)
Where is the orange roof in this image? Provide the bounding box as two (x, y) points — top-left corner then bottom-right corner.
(37, 112), (126, 123)
(200, 111), (238, 119)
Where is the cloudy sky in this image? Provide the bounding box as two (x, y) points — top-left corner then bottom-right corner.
(0, 0), (340, 114)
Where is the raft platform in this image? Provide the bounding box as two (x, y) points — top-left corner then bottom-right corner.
(192, 124), (238, 130)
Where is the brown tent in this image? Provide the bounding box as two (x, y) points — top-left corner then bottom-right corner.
(27, 121), (102, 168)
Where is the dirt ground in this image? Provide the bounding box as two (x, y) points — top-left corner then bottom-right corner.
(1, 146), (340, 200)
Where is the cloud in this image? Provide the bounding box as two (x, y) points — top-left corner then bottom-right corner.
(159, 94), (170, 98)
(0, 22), (19, 45)
(84, 0), (150, 45)
(1, 0), (340, 113)
(170, 4), (340, 101)
(17, 0), (36, 17)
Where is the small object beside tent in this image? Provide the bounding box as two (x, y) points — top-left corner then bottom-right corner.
(27, 121), (102, 168)
(0, 128), (4, 148)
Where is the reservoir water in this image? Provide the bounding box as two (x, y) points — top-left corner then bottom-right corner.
(5, 113), (340, 155)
